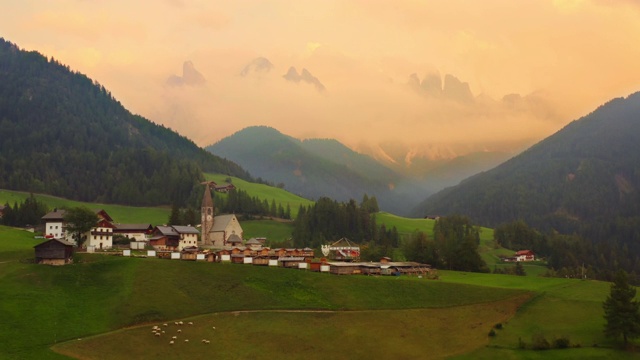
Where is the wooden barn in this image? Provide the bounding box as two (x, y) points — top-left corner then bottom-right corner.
(328, 262), (362, 275)
(34, 238), (74, 265)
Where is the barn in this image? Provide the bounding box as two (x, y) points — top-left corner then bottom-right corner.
(34, 238), (74, 265)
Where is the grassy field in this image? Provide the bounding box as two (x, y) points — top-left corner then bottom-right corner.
(0, 189), (170, 225)
(1, 225), (636, 359)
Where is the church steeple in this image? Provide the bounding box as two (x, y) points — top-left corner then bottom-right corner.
(200, 181), (216, 245)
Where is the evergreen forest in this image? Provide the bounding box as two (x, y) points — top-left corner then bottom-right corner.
(0, 38), (251, 206)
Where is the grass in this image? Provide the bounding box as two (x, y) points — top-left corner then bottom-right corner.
(205, 174), (314, 218)
(54, 295), (531, 360)
(0, 189), (170, 225)
(1, 225), (637, 359)
(241, 219), (295, 245)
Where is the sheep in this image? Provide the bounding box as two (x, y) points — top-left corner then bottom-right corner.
(169, 340), (174, 345)
(212, 326), (216, 330)
(184, 339), (189, 343)
(155, 333), (161, 337)
(162, 331), (165, 334)
(163, 323), (168, 327)
(177, 329), (182, 333)
(172, 336), (177, 339)
(174, 322), (179, 325)
(188, 321), (193, 325)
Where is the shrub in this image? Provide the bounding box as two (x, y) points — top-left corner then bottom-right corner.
(531, 334), (550, 350)
(518, 337), (526, 349)
(494, 323), (503, 330)
(554, 336), (570, 349)
(488, 329), (496, 337)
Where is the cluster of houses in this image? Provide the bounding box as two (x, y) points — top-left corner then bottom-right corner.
(33, 182), (434, 276)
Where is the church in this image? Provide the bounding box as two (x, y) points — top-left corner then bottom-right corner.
(200, 182), (243, 248)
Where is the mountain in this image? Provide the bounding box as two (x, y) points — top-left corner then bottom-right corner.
(0, 38), (251, 206)
(414, 92), (640, 232)
(206, 126), (421, 215)
(355, 141), (515, 194)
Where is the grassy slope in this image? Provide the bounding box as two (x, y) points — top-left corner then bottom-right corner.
(205, 174), (314, 218)
(0, 189), (169, 225)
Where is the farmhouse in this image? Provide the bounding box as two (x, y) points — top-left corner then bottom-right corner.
(149, 225), (199, 251)
(112, 223), (153, 242)
(515, 250), (535, 262)
(321, 238), (360, 261)
(34, 238), (74, 265)
(41, 208), (117, 249)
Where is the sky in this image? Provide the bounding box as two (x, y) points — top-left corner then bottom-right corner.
(3, 0), (640, 157)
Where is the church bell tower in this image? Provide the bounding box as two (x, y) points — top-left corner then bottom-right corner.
(200, 181), (215, 245)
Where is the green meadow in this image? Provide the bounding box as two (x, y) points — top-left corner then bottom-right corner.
(0, 189), (170, 225)
(1, 224), (636, 359)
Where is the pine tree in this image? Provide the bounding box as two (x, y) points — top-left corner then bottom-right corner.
(603, 270), (640, 346)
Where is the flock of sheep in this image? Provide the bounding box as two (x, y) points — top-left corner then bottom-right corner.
(150, 320), (215, 345)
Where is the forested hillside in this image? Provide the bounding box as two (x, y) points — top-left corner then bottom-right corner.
(415, 92), (640, 280)
(0, 38), (251, 206)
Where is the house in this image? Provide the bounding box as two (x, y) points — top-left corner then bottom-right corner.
(214, 184), (236, 193)
(41, 208), (116, 249)
(113, 223), (153, 241)
(321, 238), (360, 261)
(149, 225), (199, 251)
(172, 225), (200, 250)
(85, 216), (115, 250)
(41, 209), (68, 241)
(0, 204), (6, 218)
(515, 250), (535, 262)
(34, 238), (74, 265)
(245, 238), (262, 250)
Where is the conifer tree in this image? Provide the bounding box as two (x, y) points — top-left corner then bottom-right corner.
(603, 270), (640, 346)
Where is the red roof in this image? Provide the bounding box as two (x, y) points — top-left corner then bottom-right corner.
(516, 250), (534, 256)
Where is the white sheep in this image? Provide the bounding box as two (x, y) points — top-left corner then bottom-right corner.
(177, 329), (182, 333)
(155, 333), (161, 337)
(163, 323), (168, 327)
(172, 336), (177, 339)
(184, 339), (189, 343)
(188, 321), (193, 325)
(169, 340), (174, 345)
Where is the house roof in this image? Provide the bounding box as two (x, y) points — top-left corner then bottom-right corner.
(94, 209), (113, 222)
(516, 250), (534, 255)
(154, 226), (179, 236)
(114, 223), (153, 231)
(172, 225), (200, 235)
(245, 238), (261, 245)
(329, 237), (359, 248)
(211, 214), (239, 232)
(41, 209), (67, 221)
(34, 238), (75, 248)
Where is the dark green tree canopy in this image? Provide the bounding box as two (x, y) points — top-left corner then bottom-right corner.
(64, 207), (99, 248)
(603, 270), (640, 346)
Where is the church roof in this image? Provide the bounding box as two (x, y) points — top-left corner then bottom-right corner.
(211, 214), (239, 232)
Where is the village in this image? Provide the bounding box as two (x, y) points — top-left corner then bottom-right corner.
(31, 182), (534, 278)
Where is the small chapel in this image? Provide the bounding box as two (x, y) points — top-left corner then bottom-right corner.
(200, 181), (243, 248)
